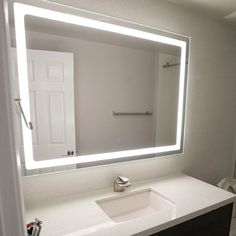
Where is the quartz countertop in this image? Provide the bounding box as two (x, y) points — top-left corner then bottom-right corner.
(25, 173), (236, 236)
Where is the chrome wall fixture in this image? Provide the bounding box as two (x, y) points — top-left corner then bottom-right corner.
(112, 111), (152, 116)
(163, 61), (188, 68)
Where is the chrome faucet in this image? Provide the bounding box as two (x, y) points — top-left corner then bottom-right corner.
(114, 176), (131, 192)
(27, 218), (42, 236)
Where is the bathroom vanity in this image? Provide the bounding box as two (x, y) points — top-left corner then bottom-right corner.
(151, 204), (232, 236)
(24, 173), (235, 236)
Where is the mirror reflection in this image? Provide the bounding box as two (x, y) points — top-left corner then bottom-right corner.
(10, 6), (187, 175)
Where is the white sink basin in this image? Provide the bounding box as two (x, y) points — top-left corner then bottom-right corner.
(96, 188), (176, 223)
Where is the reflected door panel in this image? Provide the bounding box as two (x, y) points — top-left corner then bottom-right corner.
(12, 49), (76, 161)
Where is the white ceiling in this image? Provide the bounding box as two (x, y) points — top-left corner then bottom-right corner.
(168, 0), (236, 25)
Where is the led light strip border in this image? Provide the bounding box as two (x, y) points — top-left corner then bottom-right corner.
(14, 3), (187, 169)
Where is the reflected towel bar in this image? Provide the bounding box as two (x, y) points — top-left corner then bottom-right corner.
(14, 98), (33, 130)
(163, 61), (188, 68)
(112, 111), (152, 116)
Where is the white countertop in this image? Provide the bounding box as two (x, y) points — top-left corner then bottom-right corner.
(26, 173), (236, 236)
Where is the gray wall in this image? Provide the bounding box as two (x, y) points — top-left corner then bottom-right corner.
(21, 0), (236, 203)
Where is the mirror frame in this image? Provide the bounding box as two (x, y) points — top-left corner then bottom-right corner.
(14, 2), (189, 170)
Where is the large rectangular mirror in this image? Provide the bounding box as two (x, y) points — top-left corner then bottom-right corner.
(12, 2), (189, 175)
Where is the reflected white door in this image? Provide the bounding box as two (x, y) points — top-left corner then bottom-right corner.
(12, 49), (75, 161)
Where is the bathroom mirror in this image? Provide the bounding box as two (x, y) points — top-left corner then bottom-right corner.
(12, 3), (189, 175)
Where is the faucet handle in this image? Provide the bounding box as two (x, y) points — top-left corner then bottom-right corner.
(117, 176), (129, 183)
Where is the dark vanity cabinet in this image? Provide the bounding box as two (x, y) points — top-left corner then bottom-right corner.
(151, 203), (233, 236)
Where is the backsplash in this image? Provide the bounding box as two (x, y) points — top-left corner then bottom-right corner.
(22, 155), (182, 205)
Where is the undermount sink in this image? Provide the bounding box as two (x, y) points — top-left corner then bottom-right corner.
(96, 188), (176, 223)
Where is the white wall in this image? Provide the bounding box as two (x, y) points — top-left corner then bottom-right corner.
(21, 0), (236, 204)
